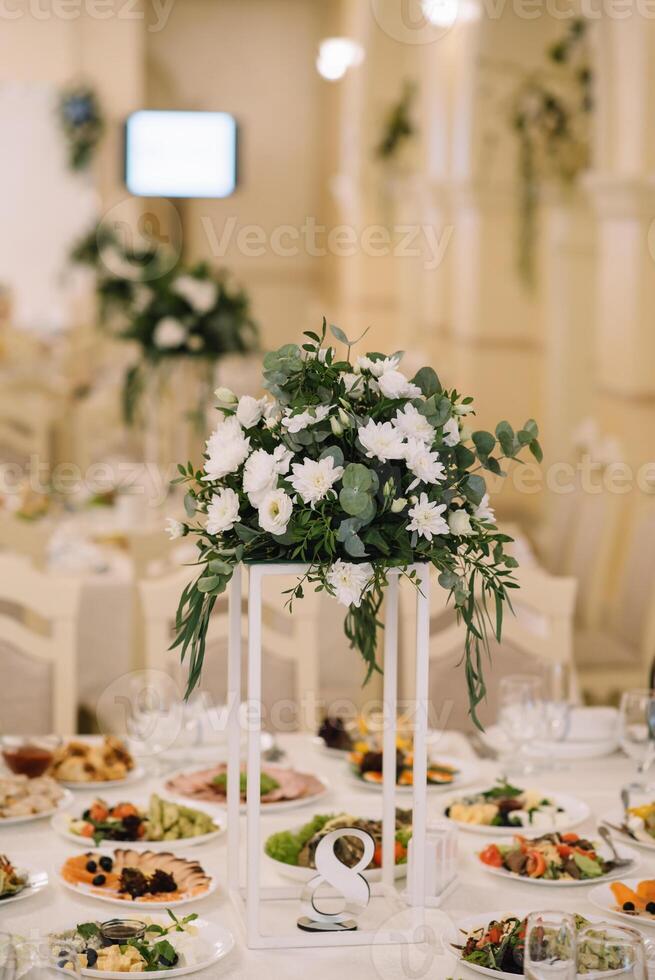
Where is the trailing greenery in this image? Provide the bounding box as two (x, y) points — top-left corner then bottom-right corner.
(170, 321), (541, 727)
(58, 84), (104, 171)
(375, 80), (417, 162)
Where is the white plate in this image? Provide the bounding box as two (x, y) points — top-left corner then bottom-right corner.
(445, 909), (627, 979)
(0, 870), (48, 907)
(0, 788), (74, 826)
(50, 808), (225, 850)
(57, 765), (146, 791)
(347, 754), (480, 794)
(442, 789), (591, 837)
(310, 736), (350, 758)
(589, 877), (655, 929)
(478, 840), (639, 887)
(480, 724), (619, 761)
(599, 809), (655, 852)
(163, 770), (330, 814)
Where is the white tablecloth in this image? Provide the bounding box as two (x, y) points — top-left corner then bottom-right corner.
(2, 735), (648, 979)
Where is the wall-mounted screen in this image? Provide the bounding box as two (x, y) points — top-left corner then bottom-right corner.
(125, 110), (237, 198)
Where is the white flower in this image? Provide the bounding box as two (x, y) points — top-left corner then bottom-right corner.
(394, 403), (435, 444)
(288, 456), (344, 505)
(391, 497), (407, 513)
(448, 509), (474, 536)
(258, 488), (293, 536)
(355, 354), (401, 377)
(281, 404), (330, 434)
(406, 493), (449, 541)
(133, 284), (153, 313)
(342, 372), (365, 398)
(357, 419), (406, 462)
(455, 403), (474, 416)
(187, 334), (204, 351)
(203, 417), (251, 481)
(206, 487), (240, 535)
(164, 517), (184, 540)
(153, 317), (186, 349)
(243, 445), (293, 507)
(326, 560), (374, 608)
(173, 274), (218, 314)
(404, 438), (446, 490)
(474, 493), (496, 522)
(377, 369), (422, 401)
(215, 386), (238, 406)
(236, 395), (266, 429)
(442, 417), (460, 447)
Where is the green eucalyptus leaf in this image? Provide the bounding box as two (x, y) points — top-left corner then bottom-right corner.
(197, 575), (221, 593)
(337, 517), (364, 541)
(412, 366), (442, 398)
(344, 533), (368, 557)
(342, 462), (373, 491)
(184, 493), (196, 518)
(472, 430), (496, 456)
(340, 486), (372, 517)
(208, 559), (233, 576)
(329, 324), (350, 346)
(464, 474), (487, 505)
(529, 438), (543, 463)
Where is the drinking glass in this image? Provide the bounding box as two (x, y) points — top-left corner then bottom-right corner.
(577, 921), (646, 979)
(498, 674), (544, 775)
(524, 911), (576, 979)
(619, 689), (655, 774)
(0, 938), (81, 980)
(126, 676), (189, 774)
(538, 662), (573, 771)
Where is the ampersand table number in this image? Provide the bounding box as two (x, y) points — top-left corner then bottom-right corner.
(297, 827), (375, 932)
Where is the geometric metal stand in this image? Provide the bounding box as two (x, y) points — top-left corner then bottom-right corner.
(226, 561), (432, 949)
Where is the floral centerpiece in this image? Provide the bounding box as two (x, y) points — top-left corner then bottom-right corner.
(58, 84), (104, 171)
(171, 322), (541, 724)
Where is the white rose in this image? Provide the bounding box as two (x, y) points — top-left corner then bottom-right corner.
(214, 386), (238, 406)
(236, 395), (265, 429)
(153, 317), (187, 349)
(448, 509), (474, 536)
(243, 445), (292, 507)
(258, 488), (293, 536)
(391, 497), (407, 513)
(164, 517), (185, 540)
(203, 417), (251, 481)
(206, 487), (240, 535)
(173, 274), (218, 314)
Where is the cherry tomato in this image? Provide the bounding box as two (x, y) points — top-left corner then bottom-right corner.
(526, 850), (547, 878)
(480, 844), (503, 868)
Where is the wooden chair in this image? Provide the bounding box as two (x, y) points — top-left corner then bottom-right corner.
(0, 554), (81, 734)
(0, 383), (57, 472)
(400, 565), (578, 733)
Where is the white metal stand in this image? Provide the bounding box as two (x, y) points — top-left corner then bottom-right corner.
(227, 562), (432, 949)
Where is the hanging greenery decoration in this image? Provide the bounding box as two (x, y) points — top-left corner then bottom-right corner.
(58, 84), (105, 172)
(375, 80), (418, 162)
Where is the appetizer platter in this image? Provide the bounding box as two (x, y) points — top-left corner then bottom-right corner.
(165, 763), (328, 812)
(0, 854), (48, 906)
(477, 831), (638, 886)
(52, 794), (223, 849)
(347, 747), (478, 792)
(443, 780), (590, 836)
(264, 809), (412, 882)
(600, 801), (655, 851)
(313, 716), (354, 755)
(59, 849), (217, 909)
(0, 773), (73, 824)
(589, 877), (655, 927)
(47, 910), (234, 978)
(445, 910), (631, 977)
(50, 737), (144, 788)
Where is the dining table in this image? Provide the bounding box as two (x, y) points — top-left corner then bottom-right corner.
(2, 731), (650, 979)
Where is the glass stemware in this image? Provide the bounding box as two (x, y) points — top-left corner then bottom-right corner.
(577, 921), (646, 979)
(524, 910), (577, 979)
(498, 674), (544, 776)
(619, 689), (655, 776)
(537, 662), (573, 771)
(0, 938), (81, 980)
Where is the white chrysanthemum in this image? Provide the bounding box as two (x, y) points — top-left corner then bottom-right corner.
(242, 445), (293, 507)
(281, 404), (331, 434)
(164, 517), (184, 540)
(342, 372), (365, 398)
(326, 560), (374, 608)
(448, 509), (474, 536)
(442, 417), (460, 447)
(406, 493), (449, 541)
(355, 354), (401, 377)
(377, 369), (422, 400)
(153, 317), (187, 349)
(173, 274), (218, 314)
(236, 395), (266, 429)
(474, 493), (496, 522)
(404, 438), (446, 491)
(206, 487), (240, 535)
(394, 403), (435, 444)
(133, 284), (153, 313)
(203, 417), (251, 481)
(357, 419), (406, 462)
(258, 488), (293, 536)
(288, 456), (344, 505)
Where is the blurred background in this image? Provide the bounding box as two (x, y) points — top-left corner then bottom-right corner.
(1, 0), (654, 739)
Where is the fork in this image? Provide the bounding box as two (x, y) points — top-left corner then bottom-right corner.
(598, 823), (637, 867)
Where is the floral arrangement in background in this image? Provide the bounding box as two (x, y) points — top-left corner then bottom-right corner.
(510, 19), (592, 285)
(170, 321), (542, 725)
(58, 84), (105, 172)
(375, 80), (418, 162)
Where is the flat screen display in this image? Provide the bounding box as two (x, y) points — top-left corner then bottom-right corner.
(125, 110), (237, 198)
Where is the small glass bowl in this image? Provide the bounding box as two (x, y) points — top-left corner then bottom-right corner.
(99, 920), (148, 946)
(1, 735), (61, 778)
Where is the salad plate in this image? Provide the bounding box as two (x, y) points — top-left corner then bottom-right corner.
(442, 780), (590, 836)
(589, 877), (655, 928)
(58, 766), (146, 791)
(347, 750), (479, 793)
(0, 856), (48, 906)
(0, 784), (74, 825)
(600, 804), (655, 851)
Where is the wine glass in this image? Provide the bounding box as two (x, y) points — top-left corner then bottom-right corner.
(0, 938), (80, 980)
(125, 675), (189, 774)
(619, 689), (655, 775)
(497, 674), (544, 775)
(524, 911), (577, 979)
(577, 921), (646, 979)
(538, 662), (573, 770)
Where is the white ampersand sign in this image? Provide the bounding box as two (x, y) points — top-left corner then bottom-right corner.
(298, 827), (374, 932)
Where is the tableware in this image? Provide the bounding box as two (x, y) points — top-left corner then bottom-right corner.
(598, 823), (635, 868)
(0, 938), (80, 980)
(50, 802), (225, 850)
(478, 837), (639, 887)
(619, 690), (655, 771)
(601, 810), (655, 849)
(576, 921), (647, 979)
(347, 753), (479, 793)
(0, 869), (48, 906)
(164, 764), (329, 813)
(524, 910), (577, 978)
(589, 878), (655, 928)
(58, 766), (146, 791)
(0, 786), (73, 825)
(1, 735), (60, 777)
(443, 787), (590, 836)
(497, 675), (545, 775)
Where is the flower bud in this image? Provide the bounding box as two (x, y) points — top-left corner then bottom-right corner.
(391, 497), (407, 514)
(338, 407), (350, 427)
(214, 386), (237, 405)
(330, 416), (344, 436)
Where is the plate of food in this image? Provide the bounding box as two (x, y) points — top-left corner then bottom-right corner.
(52, 794), (223, 849)
(600, 802), (655, 851)
(445, 910), (632, 977)
(589, 878), (655, 928)
(312, 716), (355, 756)
(47, 910), (234, 978)
(59, 849), (217, 909)
(477, 831), (638, 886)
(264, 809), (412, 882)
(0, 773), (73, 825)
(0, 854), (48, 906)
(347, 747), (478, 792)
(443, 780), (590, 836)
(50, 737), (144, 788)
(165, 764), (328, 813)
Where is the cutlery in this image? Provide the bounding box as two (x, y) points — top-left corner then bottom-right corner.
(598, 823), (636, 867)
(601, 818), (640, 842)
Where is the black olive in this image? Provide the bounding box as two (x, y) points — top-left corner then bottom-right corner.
(86, 949), (98, 967)
(58, 951), (68, 958)
(57, 961), (68, 970)
(623, 902), (635, 912)
(86, 860), (98, 873)
(159, 953), (179, 967)
(92, 873), (106, 886)
(82, 810), (91, 820)
(99, 856), (113, 872)
(647, 902), (655, 914)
